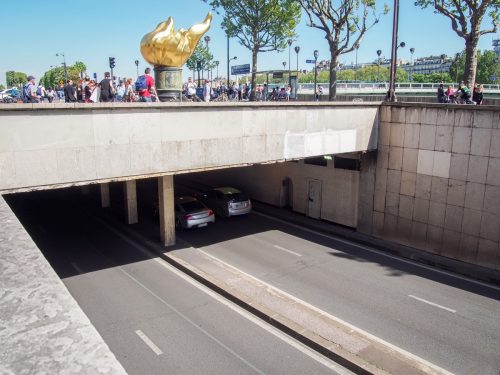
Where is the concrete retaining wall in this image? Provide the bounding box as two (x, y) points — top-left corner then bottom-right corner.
(358, 103), (500, 271)
(0, 102), (378, 193)
(0, 195), (126, 374)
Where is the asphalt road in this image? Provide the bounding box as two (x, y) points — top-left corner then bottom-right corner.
(166, 211), (500, 375)
(7, 190), (348, 375)
(136, 178), (499, 375)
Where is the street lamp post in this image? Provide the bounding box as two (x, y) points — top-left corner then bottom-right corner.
(227, 34), (230, 84)
(197, 61), (201, 87)
(215, 60), (219, 81)
(282, 61), (287, 86)
(134, 60), (139, 77)
(204, 35), (211, 80)
(440, 54), (446, 83)
(56, 53), (68, 83)
(354, 43), (359, 82)
(295, 46), (300, 100)
(287, 39), (293, 86)
(376, 50), (382, 82)
(387, 0), (400, 102)
(313, 50), (319, 101)
(409, 48), (415, 82)
(455, 52), (460, 84)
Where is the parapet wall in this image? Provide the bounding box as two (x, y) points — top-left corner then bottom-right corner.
(358, 103), (500, 271)
(0, 102), (378, 193)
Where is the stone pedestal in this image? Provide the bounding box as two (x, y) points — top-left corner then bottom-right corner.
(154, 66), (182, 101)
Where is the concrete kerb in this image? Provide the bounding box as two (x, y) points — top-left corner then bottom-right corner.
(89, 201), (449, 375)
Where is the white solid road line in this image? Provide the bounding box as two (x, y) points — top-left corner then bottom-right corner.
(254, 211), (500, 292)
(273, 244), (303, 257)
(135, 330), (163, 355)
(408, 295), (457, 313)
(92, 215), (351, 374)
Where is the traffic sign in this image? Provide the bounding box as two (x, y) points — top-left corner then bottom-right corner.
(306, 59), (316, 64)
(231, 64), (251, 75)
(491, 74), (497, 82)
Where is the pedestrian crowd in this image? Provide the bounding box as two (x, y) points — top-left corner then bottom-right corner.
(437, 82), (484, 105)
(182, 77), (293, 102)
(19, 68), (158, 104)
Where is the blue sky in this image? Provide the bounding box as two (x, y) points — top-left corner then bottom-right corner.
(0, 0), (497, 85)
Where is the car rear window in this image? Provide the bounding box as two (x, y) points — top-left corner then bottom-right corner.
(225, 192), (248, 202)
(180, 200), (205, 211)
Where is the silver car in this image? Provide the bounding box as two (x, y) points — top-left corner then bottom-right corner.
(198, 187), (252, 217)
(175, 196), (215, 229)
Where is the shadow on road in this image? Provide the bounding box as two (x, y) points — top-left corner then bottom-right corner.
(5, 180), (500, 301)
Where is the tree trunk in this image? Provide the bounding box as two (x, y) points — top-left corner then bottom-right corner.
(250, 49), (258, 101)
(328, 53), (339, 101)
(463, 31), (480, 87)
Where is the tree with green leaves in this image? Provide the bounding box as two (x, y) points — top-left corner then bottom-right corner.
(415, 0), (498, 87)
(297, 0), (389, 100)
(204, 0), (301, 99)
(186, 42), (214, 84)
(450, 49), (500, 84)
(6, 71), (28, 88)
(40, 61), (88, 89)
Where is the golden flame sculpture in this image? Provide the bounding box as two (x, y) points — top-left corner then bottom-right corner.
(140, 13), (212, 67)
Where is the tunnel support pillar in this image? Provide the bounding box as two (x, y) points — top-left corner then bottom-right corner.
(100, 183), (110, 208)
(124, 180), (138, 224)
(158, 175), (175, 246)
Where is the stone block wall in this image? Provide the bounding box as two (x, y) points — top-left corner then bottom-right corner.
(359, 104), (500, 271)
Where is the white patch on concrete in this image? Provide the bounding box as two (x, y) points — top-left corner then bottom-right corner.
(408, 295), (456, 313)
(417, 150), (450, 178)
(417, 149), (434, 176)
(432, 152), (451, 178)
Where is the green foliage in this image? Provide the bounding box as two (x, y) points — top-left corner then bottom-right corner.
(186, 43), (214, 73)
(297, 0), (389, 99)
(414, 0), (498, 85)
(414, 0), (499, 30)
(39, 61), (88, 89)
(450, 49), (500, 84)
(0, 84), (5, 90)
(204, 0), (301, 52)
(204, 0), (301, 97)
(6, 71), (27, 87)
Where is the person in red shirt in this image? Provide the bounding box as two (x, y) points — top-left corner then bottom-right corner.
(138, 67), (157, 102)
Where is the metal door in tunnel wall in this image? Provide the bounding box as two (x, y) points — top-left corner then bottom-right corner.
(307, 180), (322, 219)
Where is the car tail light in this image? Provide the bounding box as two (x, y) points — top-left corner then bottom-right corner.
(184, 214), (194, 220)
(208, 210), (214, 216)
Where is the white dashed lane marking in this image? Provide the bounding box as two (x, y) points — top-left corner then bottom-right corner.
(408, 295), (457, 313)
